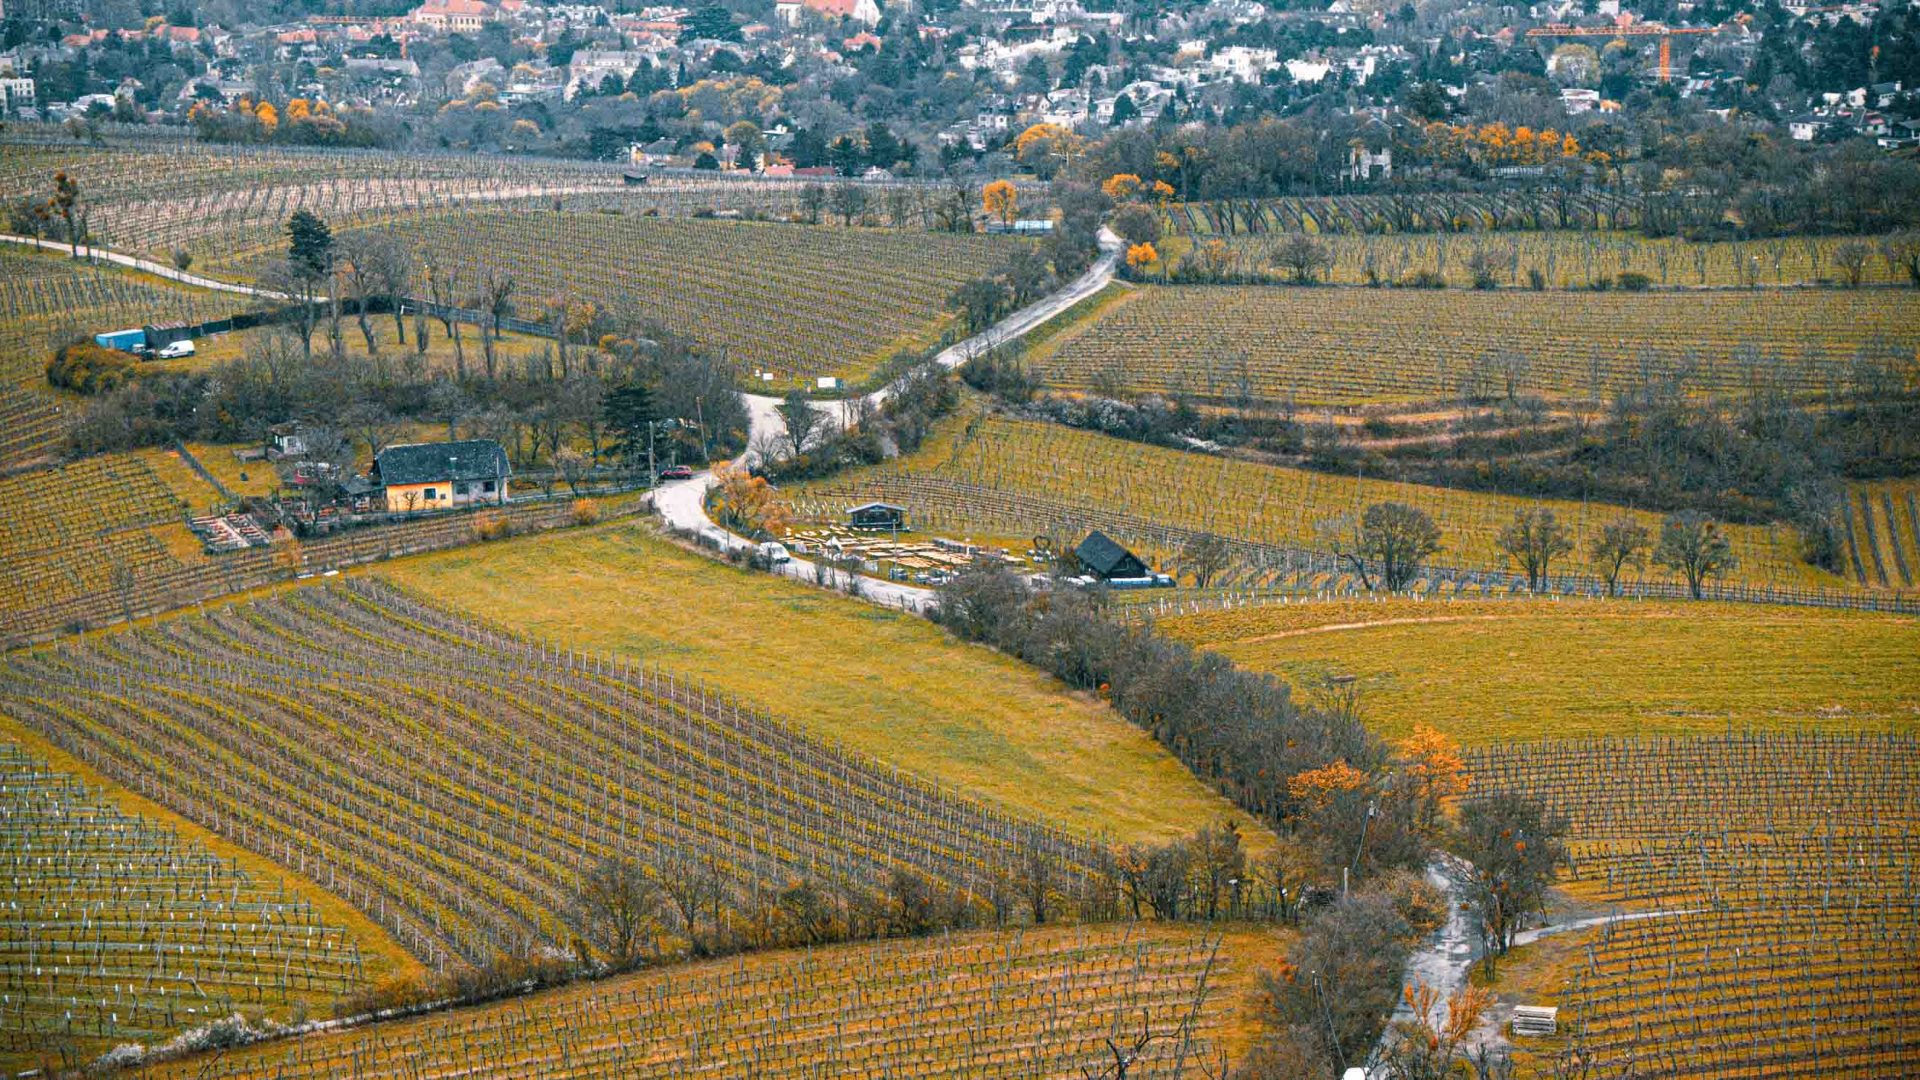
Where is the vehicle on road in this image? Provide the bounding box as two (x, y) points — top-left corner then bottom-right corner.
(756, 542), (792, 565)
(658, 465), (694, 480)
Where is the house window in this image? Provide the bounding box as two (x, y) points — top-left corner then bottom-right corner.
(424, 487), (438, 500)
(482, 480), (496, 493)
(455, 482), (468, 496)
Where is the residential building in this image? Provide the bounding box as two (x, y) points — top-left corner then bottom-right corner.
(372, 440), (511, 513)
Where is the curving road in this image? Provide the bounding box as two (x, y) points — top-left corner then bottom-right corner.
(653, 226), (1125, 609)
(0, 233), (295, 298)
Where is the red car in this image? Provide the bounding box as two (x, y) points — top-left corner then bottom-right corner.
(658, 465), (695, 480)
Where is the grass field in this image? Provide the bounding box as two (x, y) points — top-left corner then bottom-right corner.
(203, 208), (1023, 388)
(0, 736), (408, 1074)
(379, 524), (1268, 851)
(794, 414), (1840, 592)
(129, 923), (1281, 1080)
(1033, 284), (1920, 406)
(1157, 597), (1920, 745)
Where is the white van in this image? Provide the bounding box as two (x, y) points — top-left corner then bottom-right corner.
(756, 542), (792, 565)
(156, 339), (197, 359)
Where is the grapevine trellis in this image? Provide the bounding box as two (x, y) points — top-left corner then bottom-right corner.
(0, 744), (365, 1061)
(791, 417), (1841, 594)
(0, 474), (624, 649)
(0, 579), (1111, 971)
(1840, 481), (1920, 590)
(1040, 285), (1920, 407)
(130, 925), (1228, 1080)
(290, 208), (1023, 386)
(1466, 734), (1920, 1078)
(1180, 230), (1914, 289)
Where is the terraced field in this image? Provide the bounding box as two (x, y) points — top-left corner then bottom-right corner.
(1157, 598), (1920, 745)
(1470, 734), (1920, 1078)
(0, 743), (385, 1072)
(203, 208), (1021, 386)
(0, 578), (1194, 970)
(1035, 285), (1920, 406)
(793, 415), (1838, 591)
(130, 924), (1267, 1080)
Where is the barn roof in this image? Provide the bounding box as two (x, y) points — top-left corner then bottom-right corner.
(373, 440), (509, 487)
(849, 501), (906, 513)
(1075, 530), (1140, 576)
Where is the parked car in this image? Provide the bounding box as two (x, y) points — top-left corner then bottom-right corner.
(156, 340), (196, 359)
(658, 464), (694, 480)
(756, 542), (792, 565)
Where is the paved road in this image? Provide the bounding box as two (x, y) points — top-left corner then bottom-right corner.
(0, 233), (295, 298)
(655, 226), (1126, 606)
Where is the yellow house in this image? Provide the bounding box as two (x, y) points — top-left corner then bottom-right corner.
(373, 439), (510, 514)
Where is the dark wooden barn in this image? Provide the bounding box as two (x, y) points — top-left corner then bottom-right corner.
(848, 502), (907, 531)
(1075, 530), (1150, 580)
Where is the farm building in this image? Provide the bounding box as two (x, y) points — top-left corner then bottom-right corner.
(373, 439), (510, 513)
(1075, 530), (1150, 581)
(848, 502), (907, 531)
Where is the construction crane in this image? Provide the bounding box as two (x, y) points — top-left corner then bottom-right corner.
(1525, 20), (1719, 84)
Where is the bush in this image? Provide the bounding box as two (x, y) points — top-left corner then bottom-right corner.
(1401, 269), (1446, 289)
(570, 498), (600, 526)
(473, 510), (515, 541)
(1617, 271), (1652, 291)
(1589, 274), (1613, 291)
(46, 341), (138, 395)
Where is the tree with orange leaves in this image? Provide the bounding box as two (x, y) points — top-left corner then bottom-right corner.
(1101, 172), (1144, 201)
(254, 101), (279, 133)
(1124, 241), (1159, 273)
(1397, 723), (1469, 835)
(1379, 978), (1497, 1076)
(1286, 760), (1369, 813)
(710, 462), (792, 539)
(982, 179), (1018, 226)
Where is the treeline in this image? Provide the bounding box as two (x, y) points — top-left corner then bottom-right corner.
(929, 566), (1482, 1071)
(65, 318), (750, 477)
(1074, 114), (1920, 238)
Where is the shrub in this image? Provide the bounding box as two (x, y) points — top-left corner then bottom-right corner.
(570, 497), (600, 526)
(1617, 271), (1652, 291)
(473, 510), (515, 541)
(46, 341), (138, 395)
(1401, 269), (1446, 289)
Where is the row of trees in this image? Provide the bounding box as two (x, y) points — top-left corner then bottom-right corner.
(1318, 502), (1737, 598)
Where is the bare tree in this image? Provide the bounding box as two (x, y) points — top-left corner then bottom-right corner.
(570, 854), (662, 969)
(828, 182), (868, 226)
(648, 845), (726, 957)
(1654, 511), (1737, 598)
(1588, 517), (1650, 596)
(477, 267), (516, 380)
(1318, 503), (1442, 592)
(1833, 239), (1872, 288)
(1495, 507), (1574, 591)
(777, 389), (822, 455)
(1275, 233), (1332, 284)
(424, 259), (465, 378)
(1182, 533), (1231, 588)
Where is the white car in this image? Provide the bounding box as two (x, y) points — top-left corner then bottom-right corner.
(156, 340), (197, 359)
(756, 542), (792, 565)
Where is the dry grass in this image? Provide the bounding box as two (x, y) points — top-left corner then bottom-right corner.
(1159, 597), (1920, 745)
(377, 523), (1272, 851)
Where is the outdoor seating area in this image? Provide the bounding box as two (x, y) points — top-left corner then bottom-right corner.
(784, 525), (1029, 575)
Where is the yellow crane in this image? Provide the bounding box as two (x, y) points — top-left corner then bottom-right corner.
(1526, 20), (1721, 83)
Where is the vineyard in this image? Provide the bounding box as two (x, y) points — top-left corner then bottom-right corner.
(1035, 285), (1920, 406)
(129, 924), (1252, 1080)
(0, 579), (1114, 969)
(1154, 597), (1920, 745)
(231, 208), (1020, 386)
(0, 743), (372, 1070)
(1840, 480), (1920, 590)
(792, 416), (1837, 591)
(1160, 228), (1914, 289)
(1468, 734), (1920, 1077)
(0, 249), (253, 469)
(380, 526), (1263, 848)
